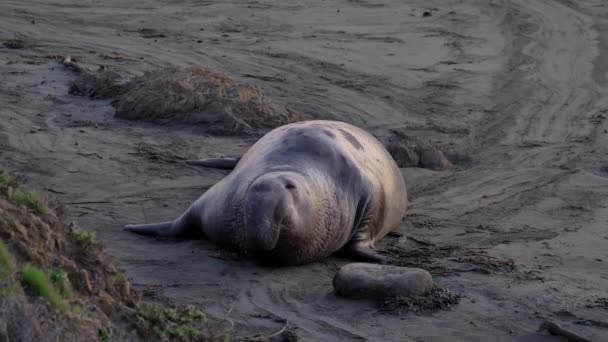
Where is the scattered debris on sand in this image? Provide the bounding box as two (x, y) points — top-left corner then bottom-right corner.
(0, 168), (230, 341)
(379, 286), (462, 316)
(385, 239), (517, 276)
(585, 297), (608, 310)
(133, 142), (194, 164)
(62, 56), (305, 135)
(241, 318), (297, 342)
(3, 38), (32, 49)
(136, 28), (167, 39)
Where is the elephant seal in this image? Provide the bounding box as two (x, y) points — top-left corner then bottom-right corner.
(125, 120), (408, 266)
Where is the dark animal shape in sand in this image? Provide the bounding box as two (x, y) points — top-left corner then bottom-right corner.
(125, 120), (408, 266)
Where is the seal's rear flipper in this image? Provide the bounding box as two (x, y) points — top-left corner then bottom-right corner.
(184, 157), (241, 170)
(124, 222), (176, 237)
(125, 210), (201, 238)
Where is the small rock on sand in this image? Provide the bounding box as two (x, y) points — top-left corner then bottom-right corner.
(386, 142), (419, 167)
(4, 39), (26, 49)
(333, 263), (434, 299)
(386, 142), (452, 171)
(417, 146), (452, 171)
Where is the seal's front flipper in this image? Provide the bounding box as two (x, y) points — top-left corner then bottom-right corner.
(344, 195), (389, 263)
(347, 242), (389, 264)
(184, 157), (241, 170)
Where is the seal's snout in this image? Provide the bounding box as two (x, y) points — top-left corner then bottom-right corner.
(244, 176), (293, 252)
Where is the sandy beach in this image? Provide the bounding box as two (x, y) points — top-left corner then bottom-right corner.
(1, 0), (607, 340)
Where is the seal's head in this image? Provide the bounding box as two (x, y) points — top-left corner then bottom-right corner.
(243, 171), (313, 257)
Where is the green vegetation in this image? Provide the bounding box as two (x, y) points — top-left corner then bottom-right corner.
(97, 328), (111, 342)
(21, 264), (70, 312)
(71, 227), (97, 250)
(0, 171), (9, 187)
(49, 268), (72, 299)
(0, 169), (47, 214)
(0, 241), (18, 296)
(10, 188), (47, 214)
(0, 240), (15, 280)
(135, 303), (217, 341)
(112, 272), (127, 289)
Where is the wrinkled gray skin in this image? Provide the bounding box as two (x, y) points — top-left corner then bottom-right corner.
(125, 120), (408, 266)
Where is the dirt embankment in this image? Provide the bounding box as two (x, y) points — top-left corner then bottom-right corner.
(0, 169), (229, 341)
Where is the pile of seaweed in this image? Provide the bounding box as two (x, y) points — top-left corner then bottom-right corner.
(63, 57), (305, 135)
(378, 286), (462, 316)
(0, 168), (229, 341)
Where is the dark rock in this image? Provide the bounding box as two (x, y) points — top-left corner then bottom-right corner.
(3, 39), (30, 49)
(417, 146), (452, 171)
(333, 263), (434, 299)
(137, 28), (166, 39)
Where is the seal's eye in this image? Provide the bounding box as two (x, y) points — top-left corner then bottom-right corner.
(285, 183), (295, 189)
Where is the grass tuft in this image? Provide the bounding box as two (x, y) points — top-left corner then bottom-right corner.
(0, 171), (9, 187)
(11, 188), (48, 214)
(97, 328), (110, 342)
(70, 227), (97, 250)
(21, 264), (70, 312)
(0, 240), (15, 280)
(49, 268), (72, 299)
(0, 169), (47, 214)
(135, 303), (216, 341)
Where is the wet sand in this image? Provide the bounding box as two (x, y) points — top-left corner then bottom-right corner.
(1, 0), (607, 341)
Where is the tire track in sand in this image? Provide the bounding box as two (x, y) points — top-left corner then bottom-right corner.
(478, 0), (604, 151)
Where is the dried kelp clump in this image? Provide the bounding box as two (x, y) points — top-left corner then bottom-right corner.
(378, 286), (462, 316)
(64, 58), (304, 135)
